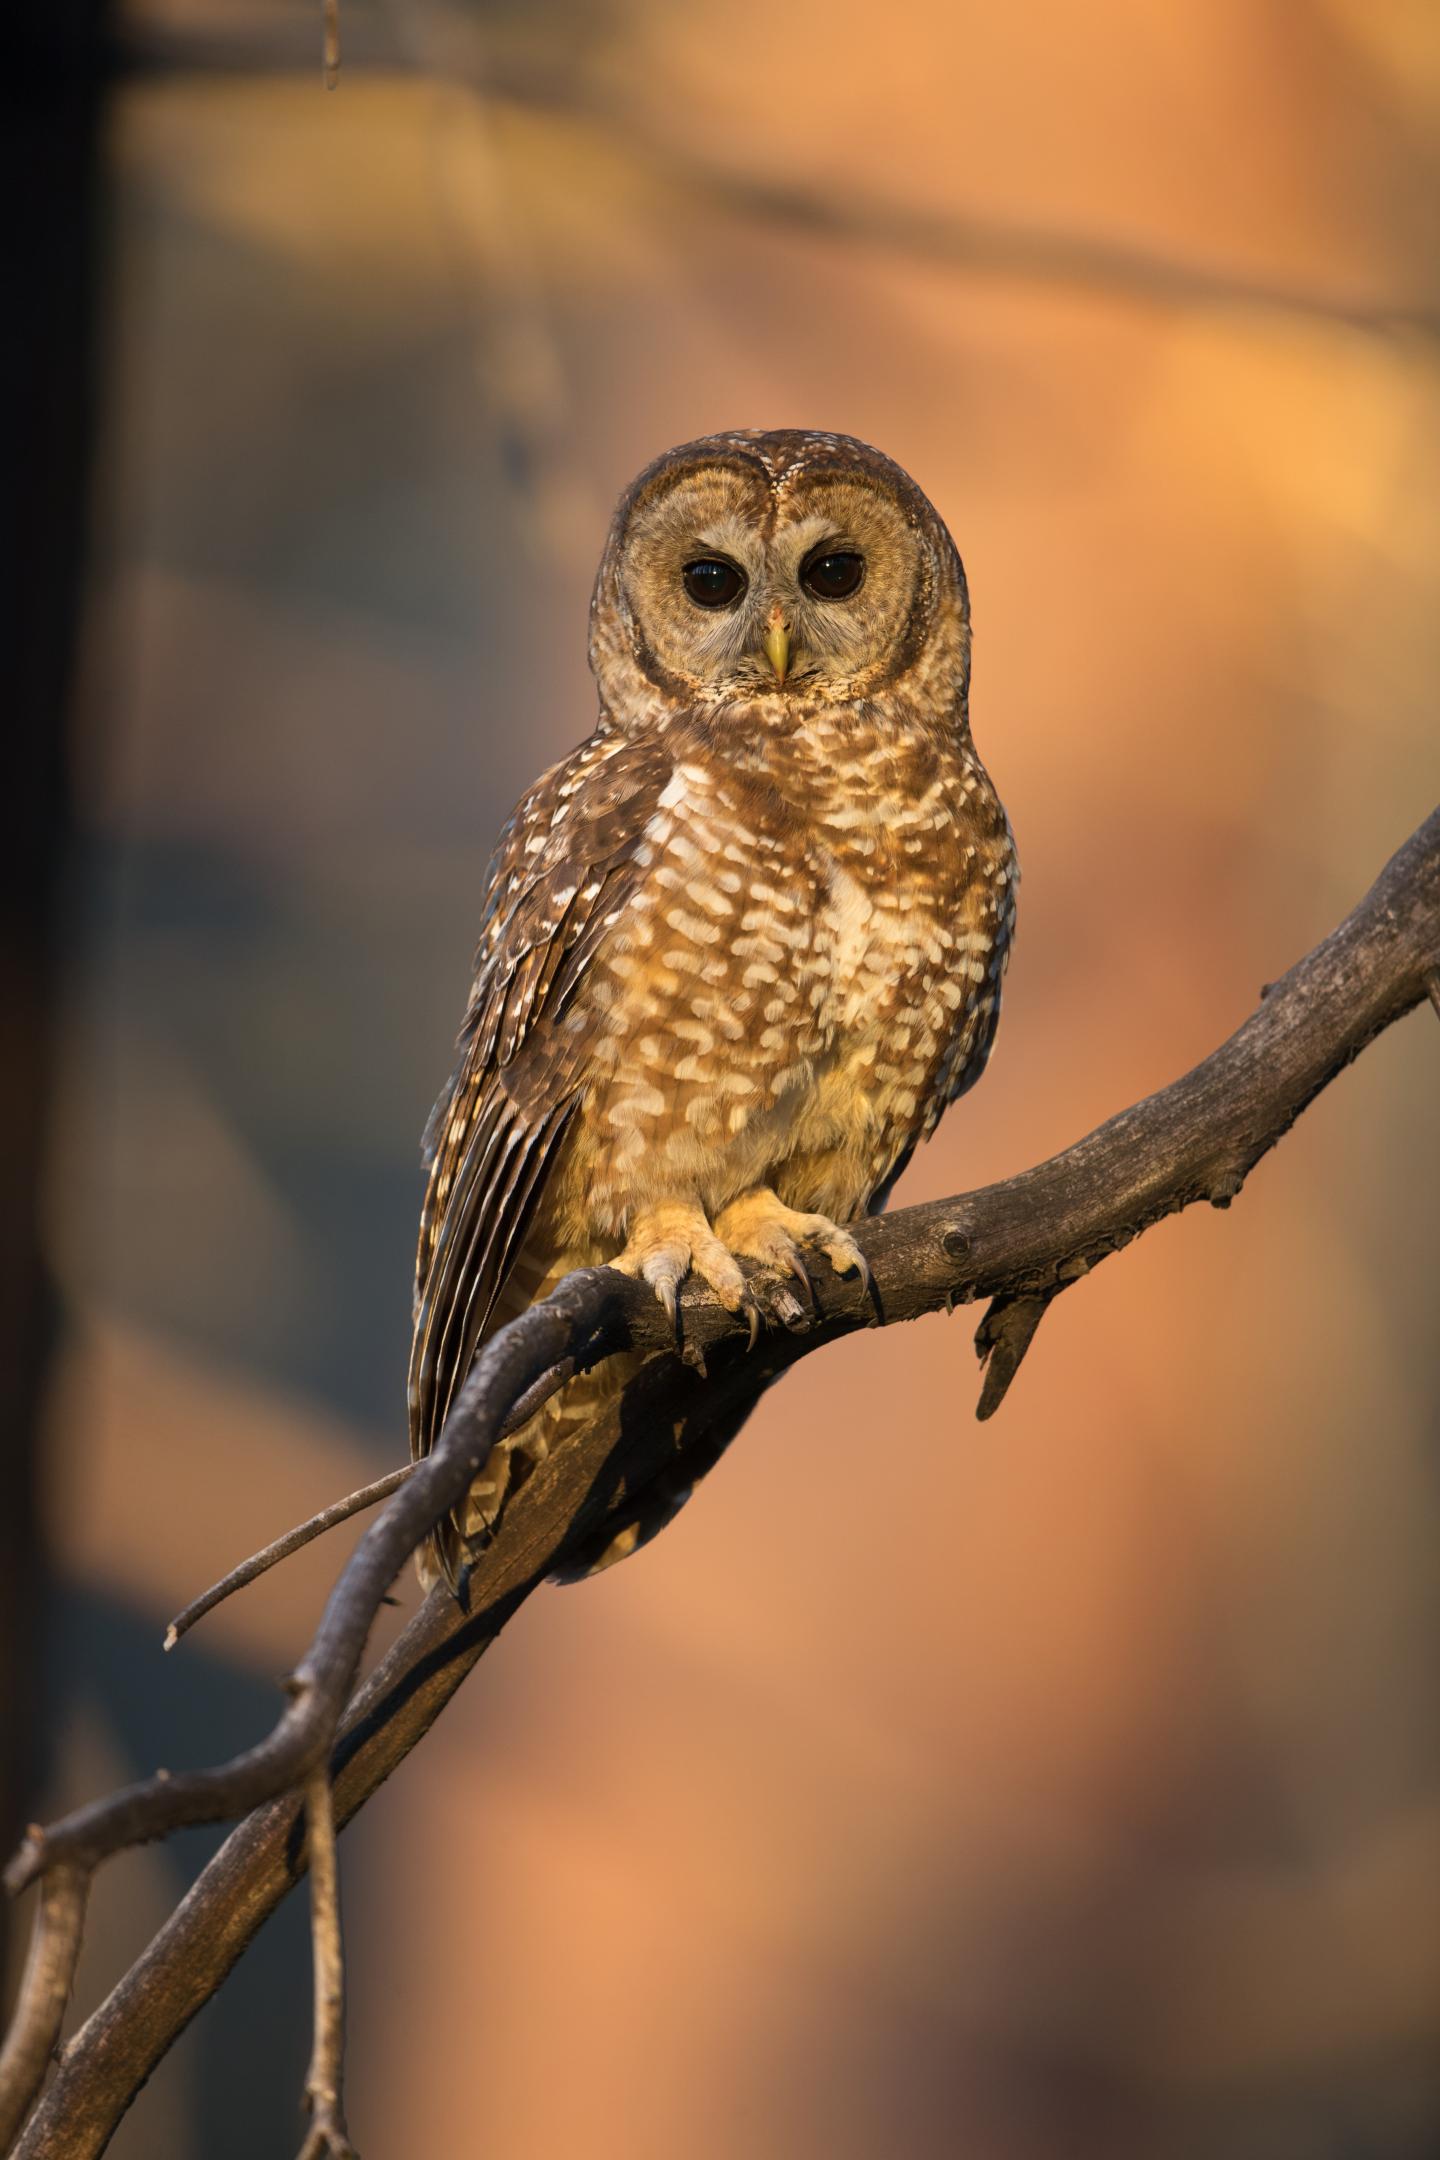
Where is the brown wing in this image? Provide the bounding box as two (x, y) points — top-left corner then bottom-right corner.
(408, 723), (670, 1473)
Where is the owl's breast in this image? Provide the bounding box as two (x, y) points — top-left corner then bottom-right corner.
(806, 849), (962, 1138)
(791, 766), (1015, 1196)
(819, 855), (946, 1031)
(551, 732), (1013, 1233)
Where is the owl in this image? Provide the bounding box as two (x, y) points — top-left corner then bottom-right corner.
(409, 429), (1016, 1587)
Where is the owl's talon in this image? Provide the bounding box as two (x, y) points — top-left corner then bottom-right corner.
(844, 1243), (882, 1323)
(615, 1200), (753, 1347)
(817, 1227), (869, 1288)
(641, 1265), (681, 1340)
(714, 1189), (874, 1318)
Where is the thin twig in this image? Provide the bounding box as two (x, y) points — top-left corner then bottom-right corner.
(165, 1468), (415, 1651)
(6, 808), (1439, 2159)
(296, 1771), (353, 2160)
(321, 0), (339, 89)
(164, 1355), (582, 1649)
(0, 1865), (89, 2149)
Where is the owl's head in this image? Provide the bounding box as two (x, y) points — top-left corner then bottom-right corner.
(589, 430), (971, 723)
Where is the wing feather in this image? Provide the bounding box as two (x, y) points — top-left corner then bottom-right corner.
(408, 725), (669, 1473)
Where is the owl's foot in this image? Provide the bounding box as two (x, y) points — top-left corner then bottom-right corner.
(713, 1189), (872, 1307)
(613, 1200), (761, 1345)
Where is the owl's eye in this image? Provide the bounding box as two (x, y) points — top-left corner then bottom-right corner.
(683, 557), (747, 609)
(801, 549), (866, 601)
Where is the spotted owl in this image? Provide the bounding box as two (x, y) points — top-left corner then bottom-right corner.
(409, 429), (1017, 1587)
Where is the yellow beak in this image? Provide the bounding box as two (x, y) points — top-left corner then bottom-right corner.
(764, 617), (791, 686)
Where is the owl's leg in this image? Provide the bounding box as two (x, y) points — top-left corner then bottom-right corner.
(613, 1198), (761, 1339)
(713, 1188), (872, 1300)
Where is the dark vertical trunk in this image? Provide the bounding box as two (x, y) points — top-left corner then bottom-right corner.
(0, 4), (108, 1969)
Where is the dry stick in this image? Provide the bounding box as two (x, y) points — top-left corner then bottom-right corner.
(0, 1867), (88, 2152)
(165, 1469), (414, 1651)
(7, 807), (1440, 2159)
(321, 0), (339, 89)
(165, 1356), (580, 1649)
(296, 1772), (353, 2160)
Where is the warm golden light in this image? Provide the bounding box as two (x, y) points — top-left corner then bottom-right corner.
(36, 3), (1440, 2154)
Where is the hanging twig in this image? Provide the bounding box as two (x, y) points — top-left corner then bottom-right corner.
(321, 0), (340, 90)
(296, 1771), (353, 2160)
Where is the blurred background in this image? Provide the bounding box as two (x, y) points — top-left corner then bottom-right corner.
(4, 1), (1439, 2154)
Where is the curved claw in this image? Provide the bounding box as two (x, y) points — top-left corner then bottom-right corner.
(654, 1275), (680, 1341)
(786, 1247), (817, 1311)
(837, 1244), (885, 1321)
(856, 1249), (881, 1323)
(816, 1231), (874, 1312)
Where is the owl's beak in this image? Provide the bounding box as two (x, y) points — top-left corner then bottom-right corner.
(763, 611), (791, 686)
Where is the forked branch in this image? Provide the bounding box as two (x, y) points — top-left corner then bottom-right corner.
(3, 808), (1437, 2157)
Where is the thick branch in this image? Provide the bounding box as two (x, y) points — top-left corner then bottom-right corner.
(6, 807), (1437, 2156)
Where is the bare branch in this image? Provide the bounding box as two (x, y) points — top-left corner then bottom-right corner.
(163, 1346), (587, 1649)
(165, 1468), (415, 1652)
(296, 1772), (354, 2160)
(4, 1277), (630, 1899)
(6, 807), (1438, 2159)
(0, 1866), (88, 2149)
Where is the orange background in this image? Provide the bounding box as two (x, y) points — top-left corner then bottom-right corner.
(31, 2), (1440, 2154)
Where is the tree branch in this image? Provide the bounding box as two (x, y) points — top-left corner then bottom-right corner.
(4, 807), (1436, 2155)
(0, 1867), (88, 2153)
(164, 1469), (415, 1652)
(296, 1771), (352, 2160)
(163, 1353), (589, 1650)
